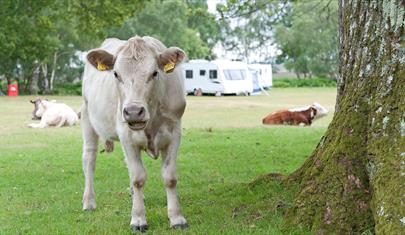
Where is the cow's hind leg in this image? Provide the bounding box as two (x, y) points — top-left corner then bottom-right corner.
(161, 129), (188, 229)
(81, 106), (99, 210)
(55, 116), (66, 127)
(120, 142), (148, 232)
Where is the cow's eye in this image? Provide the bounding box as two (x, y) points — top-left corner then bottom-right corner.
(152, 71), (158, 77)
(114, 71), (123, 83)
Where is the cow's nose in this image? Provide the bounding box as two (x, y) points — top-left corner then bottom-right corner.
(123, 105), (146, 122)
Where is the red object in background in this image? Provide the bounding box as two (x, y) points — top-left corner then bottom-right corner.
(7, 84), (18, 96)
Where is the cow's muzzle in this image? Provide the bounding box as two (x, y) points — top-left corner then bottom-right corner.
(123, 104), (148, 130)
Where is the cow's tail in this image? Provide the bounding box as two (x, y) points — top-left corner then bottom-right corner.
(77, 104), (85, 120)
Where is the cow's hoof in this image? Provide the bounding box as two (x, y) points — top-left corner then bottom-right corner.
(131, 224), (148, 233)
(82, 199), (96, 211)
(82, 206), (96, 211)
(172, 223), (189, 230)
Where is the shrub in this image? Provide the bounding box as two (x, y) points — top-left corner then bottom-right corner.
(52, 83), (82, 95)
(272, 77), (337, 88)
(0, 79), (7, 94)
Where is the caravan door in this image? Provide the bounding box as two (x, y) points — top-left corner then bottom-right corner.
(249, 68), (262, 93)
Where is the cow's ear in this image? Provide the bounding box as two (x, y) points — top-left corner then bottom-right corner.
(30, 100), (35, 104)
(158, 47), (186, 73)
(87, 50), (115, 71)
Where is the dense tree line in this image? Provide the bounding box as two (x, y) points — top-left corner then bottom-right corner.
(0, 0), (146, 94)
(0, 0), (218, 95)
(0, 0), (339, 95)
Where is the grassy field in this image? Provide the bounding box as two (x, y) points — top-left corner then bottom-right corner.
(0, 88), (336, 234)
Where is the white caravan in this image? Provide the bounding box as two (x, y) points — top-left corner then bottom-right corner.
(182, 60), (253, 95)
(248, 64), (273, 89)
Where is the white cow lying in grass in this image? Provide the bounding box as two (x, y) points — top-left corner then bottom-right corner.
(29, 98), (79, 128)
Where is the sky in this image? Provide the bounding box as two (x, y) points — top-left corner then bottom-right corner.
(207, 0), (218, 13)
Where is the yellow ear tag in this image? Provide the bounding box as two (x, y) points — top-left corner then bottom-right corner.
(97, 62), (108, 71)
(164, 62), (175, 73)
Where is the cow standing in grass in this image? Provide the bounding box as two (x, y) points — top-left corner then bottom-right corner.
(81, 36), (187, 232)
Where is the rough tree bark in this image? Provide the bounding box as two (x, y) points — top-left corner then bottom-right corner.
(286, 1), (404, 234)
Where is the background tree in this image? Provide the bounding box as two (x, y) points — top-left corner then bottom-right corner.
(217, 0), (290, 63)
(274, 1), (338, 79)
(287, 0), (403, 233)
(186, 0), (221, 60)
(0, 0), (59, 93)
(109, 0), (219, 59)
(0, 0), (145, 94)
(218, 0), (403, 233)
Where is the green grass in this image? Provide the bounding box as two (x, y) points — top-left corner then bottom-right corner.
(0, 88), (336, 234)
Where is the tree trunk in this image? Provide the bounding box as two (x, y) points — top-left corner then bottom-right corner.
(6, 74), (12, 85)
(50, 52), (58, 91)
(41, 63), (50, 94)
(30, 60), (40, 95)
(286, 1), (404, 234)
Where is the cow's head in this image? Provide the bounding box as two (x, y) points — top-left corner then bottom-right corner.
(30, 98), (55, 120)
(311, 102), (328, 120)
(86, 36), (185, 131)
(30, 98), (44, 120)
(309, 107), (318, 120)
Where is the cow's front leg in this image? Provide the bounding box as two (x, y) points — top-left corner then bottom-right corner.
(161, 135), (188, 229)
(81, 107), (98, 210)
(28, 118), (48, 128)
(122, 143), (148, 232)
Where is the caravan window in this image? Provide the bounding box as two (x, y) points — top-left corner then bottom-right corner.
(200, 70), (206, 76)
(223, 69), (246, 80)
(185, 70), (193, 79)
(209, 70), (217, 79)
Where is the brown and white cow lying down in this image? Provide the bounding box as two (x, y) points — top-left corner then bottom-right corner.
(262, 102), (328, 126)
(81, 36), (187, 232)
(29, 98), (79, 128)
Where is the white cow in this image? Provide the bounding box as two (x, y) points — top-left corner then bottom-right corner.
(81, 36), (187, 232)
(28, 98), (79, 128)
